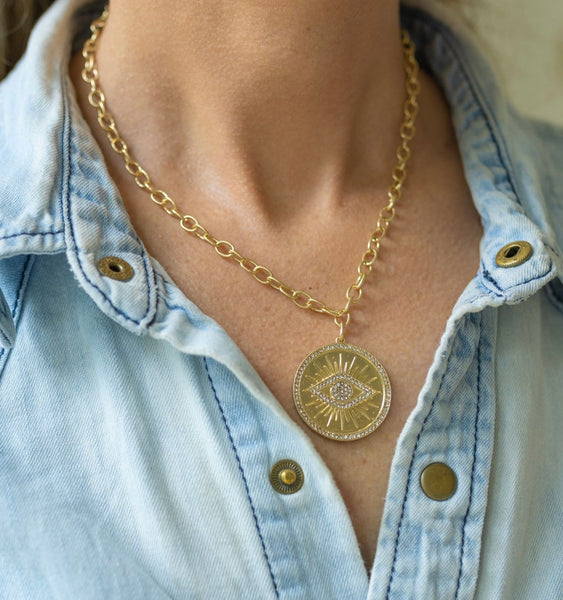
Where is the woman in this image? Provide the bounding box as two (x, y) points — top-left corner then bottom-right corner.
(0, 0), (561, 597)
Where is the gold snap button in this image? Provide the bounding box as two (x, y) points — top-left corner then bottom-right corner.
(97, 256), (135, 281)
(270, 460), (304, 495)
(279, 469), (297, 485)
(495, 241), (533, 268)
(420, 462), (457, 501)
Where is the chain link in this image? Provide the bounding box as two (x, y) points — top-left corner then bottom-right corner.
(82, 7), (420, 337)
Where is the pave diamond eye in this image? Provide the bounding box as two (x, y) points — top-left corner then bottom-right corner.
(309, 373), (374, 409)
(332, 381), (353, 401)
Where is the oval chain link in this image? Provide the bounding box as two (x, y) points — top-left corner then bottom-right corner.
(82, 7), (420, 336)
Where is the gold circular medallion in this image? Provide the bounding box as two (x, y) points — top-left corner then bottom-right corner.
(293, 343), (391, 441)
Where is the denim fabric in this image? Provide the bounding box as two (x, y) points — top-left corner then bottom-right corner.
(0, 0), (561, 598)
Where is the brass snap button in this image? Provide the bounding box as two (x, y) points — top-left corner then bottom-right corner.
(495, 241), (533, 268)
(270, 459), (304, 495)
(420, 462), (457, 501)
(97, 256), (135, 281)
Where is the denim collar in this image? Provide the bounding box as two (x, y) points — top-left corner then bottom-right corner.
(0, 0), (561, 346)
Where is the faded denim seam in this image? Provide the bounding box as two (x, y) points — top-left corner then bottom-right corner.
(203, 356), (280, 599)
(454, 311), (483, 599)
(0, 230), (64, 241)
(0, 255), (34, 373)
(63, 76), (156, 328)
(402, 8), (521, 209)
(480, 264), (554, 296)
(385, 317), (464, 599)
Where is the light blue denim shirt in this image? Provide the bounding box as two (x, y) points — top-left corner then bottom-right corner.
(0, 0), (562, 598)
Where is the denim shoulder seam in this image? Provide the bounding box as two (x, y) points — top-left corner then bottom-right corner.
(0, 255), (35, 376)
(385, 317), (464, 599)
(454, 311), (483, 599)
(203, 357), (280, 599)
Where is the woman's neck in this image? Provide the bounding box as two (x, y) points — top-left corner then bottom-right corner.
(85, 0), (405, 218)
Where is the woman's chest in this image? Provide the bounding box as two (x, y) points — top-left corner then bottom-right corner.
(146, 231), (480, 569)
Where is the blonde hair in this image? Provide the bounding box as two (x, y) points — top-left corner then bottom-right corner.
(0, 0), (54, 80)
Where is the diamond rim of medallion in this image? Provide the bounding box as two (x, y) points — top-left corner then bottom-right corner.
(293, 343), (391, 441)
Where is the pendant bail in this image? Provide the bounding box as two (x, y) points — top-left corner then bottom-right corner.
(334, 312), (350, 343)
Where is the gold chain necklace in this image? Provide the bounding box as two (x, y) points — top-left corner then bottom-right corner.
(82, 7), (420, 442)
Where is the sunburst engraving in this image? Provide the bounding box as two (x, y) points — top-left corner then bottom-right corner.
(293, 343), (391, 441)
